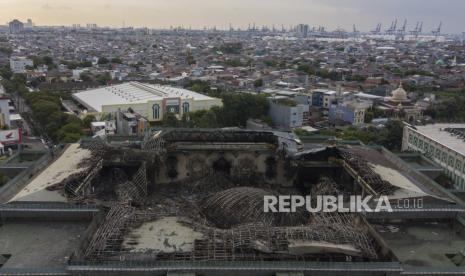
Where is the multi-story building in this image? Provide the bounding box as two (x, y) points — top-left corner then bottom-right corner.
(402, 123), (465, 189)
(72, 82), (222, 122)
(328, 100), (370, 125)
(24, 19), (33, 29)
(311, 89), (336, 109)
(8, 19), (24, 34)
(295, 24), (309, 38)
(116, 109), (149, 136)
(86, 23), (98, 30)
(268, 97), (309, 129)
(0, 95), (10, 129)
(9, 57), (33, 73)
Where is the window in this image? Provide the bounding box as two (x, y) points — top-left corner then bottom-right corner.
(435, 148), (441, 158)
(449, 156), (454, 166)
(182, 102), (190, 114)
(152, 104), (160, 119)
(442, 152), (447, 162)
(414, 137), (418, 146)
(456, 160), (462, 171)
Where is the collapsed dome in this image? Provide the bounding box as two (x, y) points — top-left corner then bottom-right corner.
(201, 187), (308, 228)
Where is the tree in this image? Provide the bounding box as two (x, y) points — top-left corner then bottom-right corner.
(0, 171), (8, 186)
(378, 120), (404, 151)
(197, 110), (218, 128)
(297, 64), (310, 73)
(428, 93), (465, 121)
(364, 110), (374, 123)
(293, 128), (311, 137)
(25, 91), (85, 143)
(79, 61), (93, 68)
(11, 74), (26, 85)
(29, 76), (46, 88)
(315, 120), (404, 151)
(96, 72), (111, 85)
(30, 56), (55, 69)
(83, 115), (96, 128)
(225, 59), (243, 67)
(253, 79), (264, 88)
(66, 63), (78, 69)
(59, 132), (83, 143)
(30, 101), (61, 125)
(0, 47), (12, 57)
(98, 57), (109, 65)
(162, 112), (179, 127)
(0, 66), (12, 80)
(186, 55), (196, 65)
(43, 56), (53, 66)
(110, 58), (122, 64)
(80, 72), (93, 82)
(57, 122), (83, 142)
(176, 87), (271, 129)
(219, 93), (269, 126)
(264, 59), (279, 67)
(185, 80), (211, 94)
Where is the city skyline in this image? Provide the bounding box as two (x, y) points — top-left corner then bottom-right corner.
(1, 0), (464, 33)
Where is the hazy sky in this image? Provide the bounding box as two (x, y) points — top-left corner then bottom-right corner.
(1, 0), (464, 33)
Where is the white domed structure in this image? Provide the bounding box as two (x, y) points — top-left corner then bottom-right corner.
(390, 83), (408, 103)
(379, 82), (423, 122)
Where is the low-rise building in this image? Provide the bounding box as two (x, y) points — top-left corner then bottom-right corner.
(72, 82), (222, 122)
(91, 121), (116, 136)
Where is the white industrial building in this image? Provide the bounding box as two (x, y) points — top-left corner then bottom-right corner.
(402, 123), (465, 189)
(72, 82), (222, 122)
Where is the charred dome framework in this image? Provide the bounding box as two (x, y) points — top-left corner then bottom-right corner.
(45, 129), (402, 264)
